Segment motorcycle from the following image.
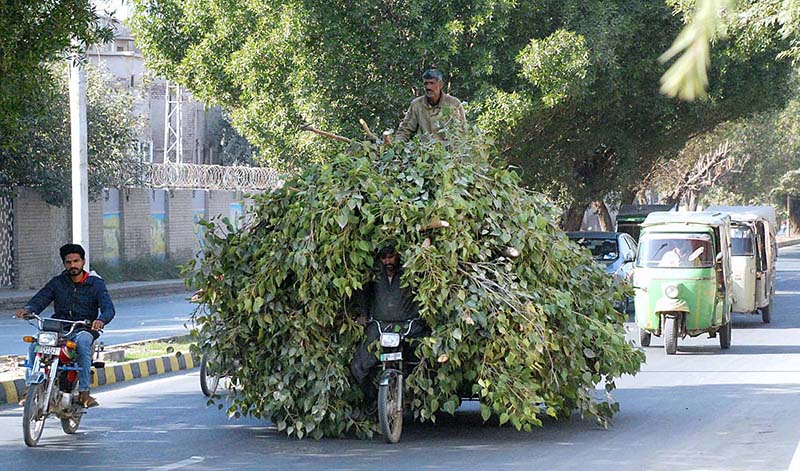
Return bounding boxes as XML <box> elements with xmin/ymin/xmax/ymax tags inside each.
<box><xmin>374</xmin><ymin>318</ymin><xmax>423</xmax><ymax>444</ymax></box>
<box><xmin>19</xmin><ymin>314</ymin><xmax>104</xmax><ymax>446</ymax></box>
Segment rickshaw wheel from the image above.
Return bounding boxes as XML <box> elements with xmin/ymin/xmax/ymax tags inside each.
<box><xmin>663</xmin><ymin>316</ymin><xmax>678</xmax><ymax>355</ymax></box>
<box><xmin>719</xmin><ymin>321</ymin><xmax>732</xmax><ymax>349</ymax></box>
<box><xmin>639</xmin><ymin>328</ymin><xmax>651</xmax><ymax>347</ymax></box>
<box><xmin>761</xmin><ymin>304</ymin><xmax>771</xmax><ymax>324</ymax></box>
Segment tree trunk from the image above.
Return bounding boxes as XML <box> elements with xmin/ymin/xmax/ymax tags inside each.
<box><xmin>686</xmin><ymin>191</ymin><xmax>699</xmax><ymax>211</ymax></box>
<box><xmin>562</xmin><ymin>202</ymin><xmax>589</xmax><ymax>231</ymax></box>
<box><xmin>790</xmin><ymin>196</ymin><xmax>800</xmax><ymax>236</ymax></box>
<box><xmin>592</xmin><ymin>200</ymin><xmax>614</xmax><ymax>231</ymax></box>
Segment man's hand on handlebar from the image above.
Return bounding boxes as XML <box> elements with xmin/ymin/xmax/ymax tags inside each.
<box><xmin>15</xmin><ymin>308</ymin><xmax>32</xmax><ymax>320</ymax></box>
<box><xmin>355</xmin><ymin>315</ymin><xmax>369</xmax><ymax>326</ymax></box>
<box><xmin>91</xmin><ymin>320</ymin><xmax>105</xmax><ymax>331</ymax></box>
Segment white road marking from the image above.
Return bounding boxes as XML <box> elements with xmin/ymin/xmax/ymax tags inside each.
<box><xmin>148</xmin><ymin>456</ymin><xmax>205</xmax><ymax>471</ymax></box>
<box><xmin>787</xmin><ymin>440</ymin><xmax>800</xmax><ymax>471</ymax></box>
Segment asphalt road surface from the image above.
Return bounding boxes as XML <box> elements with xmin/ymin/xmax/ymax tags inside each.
<box><xmin>0</xmin><ymin>293</ymin><xmax>195</xmax><ymax>356</ymax></box>
<box><xmin>2</xmin><ymin>246</ymin><xmax>800</xmax><ymax>470</ymax></box>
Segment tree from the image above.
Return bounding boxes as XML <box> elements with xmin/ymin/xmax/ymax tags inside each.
<box><xmin>130</xmin><ymin>0</ymin><xmax>794</xmax><ymax>227</ymax></box>
<box><xmin>0</xmin><ymin>63</ymin><xmax>143</xmax><ymax>206</ymax></box>
<box><xmin>0</xmin><ymin>0</ymin><xmax>113</xmax><ymax>155</ymax></box>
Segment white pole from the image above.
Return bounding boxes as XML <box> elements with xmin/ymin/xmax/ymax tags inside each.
<box><xmin>70</xmin><ymin>58</ymin><xmax>90</xmax><ymax>270</ymax></box>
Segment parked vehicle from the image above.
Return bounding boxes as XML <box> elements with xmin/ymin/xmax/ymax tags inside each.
<box><xmin>616</xmin><ymin>204</ymin><xmax>675</xmax><ymax>242</ymax></box>
<box><xmin>19</xmin><ymin>314</ymin><xmax>104</xmax><ymax>446</ymax></box>
<box><xmin>567</xmin><ymin>231</ymin><xmax>638</xmax><ymax>313</ymax></box>
<box><xmin>633</xmin><ymin>211</ymin><xmax>734</xmax><ymax>354</ymax></box>
<box><xmin>706</xmin><ymin>206</ymin><xmax>778</xmax><ymax>323</ymax></box>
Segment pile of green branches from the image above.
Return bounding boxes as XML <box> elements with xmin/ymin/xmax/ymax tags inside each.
<box><xmin>188</xmin><ymin>134</ymin><xmax>644</xmax><ymax>439</ymax></box>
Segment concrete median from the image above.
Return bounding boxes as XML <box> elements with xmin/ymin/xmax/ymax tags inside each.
<box><xmin>0</xmin><ymin>351</ymin><xmax>199</xmax><ymax>406</ymax></box>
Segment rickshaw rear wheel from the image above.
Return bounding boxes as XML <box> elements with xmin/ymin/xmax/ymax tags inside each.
<box><xmin>663</xmin><ymin>316</ymin><xmax>678</xmax><ymax>355</ymax></box>
<box><xmin>761</xmin><ymin>304</ymin><xmax>771</xmax><ymax>324</ymax></box>
<box><xmin>639</xmin><ymin>328</ymin><xmax>651</xmax><ymax>347</ymax></box>
<box><xmin>719</xmin><ymin>320</ymin><xmax>731</xmax><ymax>349</ymax></box>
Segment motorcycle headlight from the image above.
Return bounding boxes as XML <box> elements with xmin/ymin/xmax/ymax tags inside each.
<box><xmin>664</xmin><ymin>284</ymin><xmax>680</xmax><ymax>299</ymax></box>
<box><xmin>380</xmin><ymin>333</ymin><xmax>401</xmax><ymax>348</ymax></box>
<box><xmin>37</xmin><ymin>332</ymin><xmax>58</xmax><ymax>347</ymax></box>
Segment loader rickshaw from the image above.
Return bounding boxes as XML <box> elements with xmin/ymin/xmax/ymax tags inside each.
<box><xmin>706</xmin><ymin>206</ymin><xmax>777</xmax><ymax>323</ymax></box>
<box><xmin>633</xmin><ymin>211</ymin><xmax>734</xmax><ymax>354</ymax></box>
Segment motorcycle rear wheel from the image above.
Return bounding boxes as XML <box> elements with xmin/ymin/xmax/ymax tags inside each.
<box><xmin>200</xmin><ymin>353</ymin><xmax>221</xmax><ymax>397</ymax></box>
<box><xmin>378</xmin><ymin>372</ymin><xmax>403</xmax><ymax>444</ymax></box>
<box><xmin>23</xmin><ymin>383</ymin><xmax>47</xmax><ymax>447</ymax></box>
<box><xmin>61</xmin><ymin>414</ymin><xmax>82</xmax><ymax>434</ymax></box>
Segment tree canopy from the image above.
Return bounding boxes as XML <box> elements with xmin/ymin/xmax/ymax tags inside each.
<box><xmin>130</xmin><ymin>0</ymin><xmax>794</xmax><ymax>224</ymax></box>
<box><xmin>0</xmin><ymin>63</ymin><xmax>142</xmax><ymax>205</ymax></box>
<box><xmin>0</xmin><ymin>0</ymin><xmax>112</xmax><ymax>155</ymax></box>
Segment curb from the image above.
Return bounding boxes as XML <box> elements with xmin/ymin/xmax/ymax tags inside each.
<box><xmin>0</xmin><ymin>279</ymin><xmax>190</xmax><ymax>311</ymax></box>
<box><xmin>0</xmin><ymin>351</ymin><xmax>199</xmax><ymax>406</ymax></box>
<box><xmin>778</xmin><ymin>238</ymin><xmax>800</xmax><ymax>248</ymax></box>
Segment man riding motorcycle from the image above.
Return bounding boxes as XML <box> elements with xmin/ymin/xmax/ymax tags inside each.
<box><xmin>350</xmin><ymin>244</ymin><xmax>427</xmax><ymax>410</ymax></box>
<box><xmin>16</xmin><ymin>243</ymin><xmax>115</xmax><ymax>408</ymax></box>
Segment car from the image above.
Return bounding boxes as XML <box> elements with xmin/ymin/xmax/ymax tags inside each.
<box><xmin>566</xmin><ymin>231</ymin><xmax>638</xmax><ymax>313</ymax></box>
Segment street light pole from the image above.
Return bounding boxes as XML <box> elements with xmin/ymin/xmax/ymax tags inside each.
<box><xmin>69</xmin><ymin>54</ymin><xmax>90</xmax><ymax>269</ymax></box>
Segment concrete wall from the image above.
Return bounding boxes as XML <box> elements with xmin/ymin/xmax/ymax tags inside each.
<box><xmin>8</xmin><ymin>187</ymin><xmax>246</xmax><ymax>288</ymax></box>
<box><xmin>12</xmin><ymin>188</ymin><xmax>70</xmax><ymax>290</ymax></box>
<box><xmin>167</xmin><ymin>190</ymin><xmax>195</xmax><ymax>260</ymax></box>
<box><xmin>121</xmin><ymin>188</ymin><xmax>151</xmax><ymax>261</ymax></box>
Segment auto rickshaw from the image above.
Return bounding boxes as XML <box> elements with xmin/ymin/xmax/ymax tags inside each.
<box><xmin>633</xmin><ymin>211</ymin><xmax>734</xmax><ymax>354</ymax></box>
<box><xmin>706</xmin><ymin>206</ymin><xmax>777</xmax><ymax>323</ymax></box>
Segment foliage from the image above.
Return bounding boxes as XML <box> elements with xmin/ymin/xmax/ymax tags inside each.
<box><xmin>188</xmin><ymin>135</ymin><xmax>644</xmax><ymax>439</ymax></box>
<box><xmin>93</xmin><ymin>254</ymin><xmax>184</xmax><ymax>283</ymax></box>
<box><xmin>0</xmin><ymin>0</ymin><xmax>113</xmax><ymax>155</ymax></box>
<box><xmin>660</xmin><ymin>0</ymin><xmax>800</xmax><ymax>100</ymax></box>
<box><xmin>131</xmin><ymin>0</ymin><xmax>794</xmax><ymax>225</ymax></box>
<box><xmin>205</xmin><ymin>108</ymin><xmax>259</xmax><ymax>166</ymax></box>
<box><xmin>0</xmin><ymin>63</ymin><xmax>143</xmax><ymax>206</ymax></box>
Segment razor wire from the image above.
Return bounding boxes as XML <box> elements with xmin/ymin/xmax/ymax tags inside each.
<box><xmin>136</xmin><ymin>161</ymin><xmax>283</xmax><ymax>191</ymax></box>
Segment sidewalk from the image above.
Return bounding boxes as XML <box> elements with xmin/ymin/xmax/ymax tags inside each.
<box><xmin>777</xmin><ymin>236</ymin><xmax>800</xmax><ymax>248</ymax></box>
<box><xmin>0</xmin><ymin>279</ymin><xmax>190</xmax><ymax>311</ymax></box>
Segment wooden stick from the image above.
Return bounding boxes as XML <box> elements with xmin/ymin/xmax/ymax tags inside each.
<box><xmin>358</xmin><ymin>118</ymin><xmax>378</xmax><ymax>142</ymax></box>
<box><xmin>300</xmin><ymin>124</ymin><xmax>352</xmax><ymax>143</ymax></box>
<box><xmin>422</xmin><ymin>220</ymin><xmax>450</xmax><ymax>231</ymax></box>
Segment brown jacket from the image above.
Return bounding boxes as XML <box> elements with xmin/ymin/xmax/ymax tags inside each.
<box><xmin>395</xmin><ymin>93</ymin><xmax>467</xmax><ymax>143</ymax></box>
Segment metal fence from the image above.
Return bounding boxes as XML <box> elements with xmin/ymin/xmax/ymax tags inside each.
<box><xmin>0</xmin><ymin>192</ymin><xmax>13</xmax><ymax>287</ymax></box>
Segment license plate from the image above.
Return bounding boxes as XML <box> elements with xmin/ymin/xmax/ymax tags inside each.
<box><xmin>380</xmin><ymin>352</ymin><xmax>402</xmax><ymax>362</ymax></box>
<box><xmin>38</xmin><ymin>345</ymin><xmax>60</xmax><ymax>355</ymax></box>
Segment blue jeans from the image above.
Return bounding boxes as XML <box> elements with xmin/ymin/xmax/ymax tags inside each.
<box><xmin>27</xmin><ymin>330</ymin><xmax>94</xmax><ymax>392</ymax></box>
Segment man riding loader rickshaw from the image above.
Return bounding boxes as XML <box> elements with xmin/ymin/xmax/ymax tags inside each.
<box><xmin>633</xmin><ymin>211</ymin><xmax>734</xmax><ymax>354</ymax></box>
<box><xmin>706</xmin><ymin>205</ymin><xmax>777</xmax><ymax>323</ymax></box>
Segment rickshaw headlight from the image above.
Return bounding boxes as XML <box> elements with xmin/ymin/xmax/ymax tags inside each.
<box><xmin>380</xmin><ymin>333</ymin><xmax>401</xmax><ymax>348</ymax></box>
<box><xmin>664</xmin><ymin>284</ymin><xmax>680</xmax><ymax>299</ymax></box>
<box><xmin>37</xmin><ymin>332</ymin><xmax>58</xmax><ymax>347</ymax></box>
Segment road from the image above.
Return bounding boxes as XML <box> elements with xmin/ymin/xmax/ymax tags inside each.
<box><xmin>1</xmin><ymin>247</ymin><xmax>800</xmax><ymax>470</ymax></box>
<box><xmin>0</xmin><ymin>293</ymin><xmax>195</xmax><ymax>356</ymax></box>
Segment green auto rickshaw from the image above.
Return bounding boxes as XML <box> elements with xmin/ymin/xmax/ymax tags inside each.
<box><xmin>633</xmin><ymin>211</ymin><xmax>734</xmax><ymax>354</ymax></box>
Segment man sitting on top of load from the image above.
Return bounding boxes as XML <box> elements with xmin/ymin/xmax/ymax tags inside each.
<box><xmin>394</xmin><ymin>68</ymin><xmax>467</xmax><ymax>143</ymax></box>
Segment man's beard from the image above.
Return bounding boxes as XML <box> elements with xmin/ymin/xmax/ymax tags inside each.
<box><xmin>68</xmin><ymin>267</ymin><xmax>82</xmax><ymax>276</ymax></box>
<box><xmin>383</xmin><ymin>263</ymin><xmax>396</xmax><ymax>272</ymax></box>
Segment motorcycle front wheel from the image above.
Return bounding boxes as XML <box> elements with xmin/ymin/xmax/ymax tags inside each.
<box><xmin>378</xmin><ymin>372</ymin><xmax>403</xmax><ymax>443</ymax></box>
<box><xmin>200</xmin><ymin>353</ymin><xmax>221</xmax><ymax>397</ymax></box>
<box><xmin>23</xmin><ymin>383</ymin><xmax>47</xmax><ymax>447</ymax></box>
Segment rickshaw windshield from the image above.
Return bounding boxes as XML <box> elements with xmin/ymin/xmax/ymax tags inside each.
<box><xmin>637</xmin><ymin>232</ymin><xmax>714</xmax><ymax>268</ymax></box>
<box><xmin>573</xmin><ymin>238</ymin><xmax>619</xmax><ymax>263</ymax></box>
<box><xmin>730</xmin><ymin>225</ymin><xmax>754</xmax><ymax>256</ymax></box>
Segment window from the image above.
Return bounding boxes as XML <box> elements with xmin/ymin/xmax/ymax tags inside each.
<box><xmin>730</xmin><ymin>225</ymin><xmax>754</xmax><ymax>256</ymax></box>
<box><xmin>637</xmin><ymin>233</ymin><xmax>714</xmax><ymax>268</ymax></box>
<box><xmin>572</xmin><ymin>237</ymin><xmax>619</xmax><ymax>263</ymax></box>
